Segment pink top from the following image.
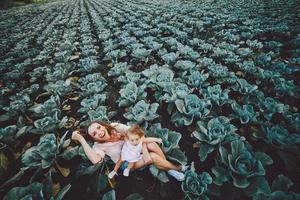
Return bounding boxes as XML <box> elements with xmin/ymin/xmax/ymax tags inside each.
<box><xmin>92</xmin><ymin>122</ymin><xmax>130</xmax><ymax>163</ymax></box>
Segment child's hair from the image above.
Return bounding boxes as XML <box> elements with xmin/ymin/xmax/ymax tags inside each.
<box><xmin>126</xmin><ymin>125</ymin><xmax>145</xmax><ymax>138</ymax></box>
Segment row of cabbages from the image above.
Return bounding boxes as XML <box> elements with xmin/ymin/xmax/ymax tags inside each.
<box><xmin>1</xmin><ymin>0</ymin><xmax>300</xmax><ymax>200</ymax></box>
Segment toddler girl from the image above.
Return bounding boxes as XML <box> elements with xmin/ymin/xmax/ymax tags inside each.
<box><xmin>108</xmin><ymin>125</ymin><xmax>162</xmax><ymax>178</ymax></box>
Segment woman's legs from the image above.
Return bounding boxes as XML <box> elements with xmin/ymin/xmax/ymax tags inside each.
<box><xmin>132</xmin><ymin>152</ymin><xmax>180</xmax><ymax>171</ymax></box>
<box><xmin>132</xmin><ymin>152</ymin><xmax>185</xmax><ymax>181</ymax></box>
<box><xmin>149</xmin><ymin>152</ymin><xmax>181</xmax><ymax>171</ymax></box>
<box><xmin>146</xmin><ymin>142</ymin><xmax>166</xmax><ymax>159</ymax></box>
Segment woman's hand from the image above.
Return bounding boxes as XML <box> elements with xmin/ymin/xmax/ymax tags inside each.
<box><xmin>71</xmin><ymin>130</ymin><xmax>84</xmax><ymax>142</ymax></box>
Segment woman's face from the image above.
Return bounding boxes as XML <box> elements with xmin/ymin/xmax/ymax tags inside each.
<box><xmin>88</xmin><ymin>123</ymin><xmax>110</xmax><ymax>142</ymax></box>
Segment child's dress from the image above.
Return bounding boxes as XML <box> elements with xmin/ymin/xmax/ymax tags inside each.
<box><xmin>121</xmin><ymin>140</ymin><xmax>143</xmax><ymax>162</ymax></box>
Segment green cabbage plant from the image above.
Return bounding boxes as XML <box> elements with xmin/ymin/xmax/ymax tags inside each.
<box><xmin>202</xmin><ymin>84</ymin><xmax>229</xmax><ymax>106</ymax></box>
<box><xmin>231</xmin><ymin>102</ymin><xmax>259</xmax><ymax>124</ymax></box>
<box><xmin>159</xmin><ymin>82</ymin><xmax>193</xmax><ymax>114</ymax></box>
<box><xmin>0</xmin><ymin>125</ymin><xmax>17</xmax><ymax>144</ymax></box>
<box><xmin>174</xmin><ymin>60</ymin><xmax>196</xmax><ymax>72</ymax></box>
<box><xmin>1</xmin><ymin>86</ymin><xmax>37</xmax><ymax>121</ymax></box>
<box><xmin>284</xmin><ymin>112</ymin><xmax>300</xmax><ymax>131</ymax></box>
<box><xmin>22</xmin><ymin>134</ymin><xmax>58</xmax><ymax>169</ymax></box>
<box><xmin>117</xmin><ymin>70</ymin><xmax>144</xmax><ymax>85</ymax></box>
<box><xmin>104</xmin><ymin>49</ymin><xmax>127</xmax><ymax>61</ymax></box>
<box><xmin>238</xmin><ymin>60</ymin><xmax>258</xmax><ymax>75</ymax></box>
<box><xmin>44</xmin><ymin>80</ymin><xmax>72</xmax><ymax>96</ymax></box>
<box><xmin>171</xmin><ymin>94</ymin><xmax>211</xmax><ymax>127</ymax></box>
<box><xmin>131</xmin><ymin>47</ymin><xmax>151</xmax><ymax>61</ymax></box>
<box><xmin>182</xmin><ymin>169</ymin><xmax>212</xmax><ymax>200</ymax></box>
<box><xmin>272</xmin><ymin>78</ymin><xmax>299</xmax><ymax>97</ymax></box>
<box><xmin>192</xmin><ymin>116</ymin><xmax>238</xmax><ymax>161</ymax></box>
<box><xmin>78</xmin><ymin>94</ymin><xmax>106</xmax><ymax>113</ymax></box>
<box><xmin>87</xmin><ymin>106</ymin><xmax>112</xmax><ymax>122</ymax></box>
<box><xmin>78</xmin><ymin>73</ymin><xmax>107</xmax><ymax>96</ymax></box>
<box><xmin>108</xmin><ymin>62</ymin><xmax>131</xmax><ymax>77</ymax></box>
<box><xmin>207</xmin><ymin>64</ymin><xmax>230</xmax><ymax>83</ymax></box>
<box><xmin>142</xmin><ymin>64</ymin><xmax>174</xmax><ymax>89</ymax></box>
<box><xmin>163</xmin><ymin>37</ymin><xmax>180</xmax><ymax>50</ymax></box>
<box><xmin>32</xmin><ymin>112</ymin><xmax>67</xmax><ymax>134</ymax></box>
<box><xmin>28</xmin><ymin>95</ymin><xmax>60</xmax><ymax>117</ymax></box>
<box><xmin>253</xmin><ymin>174</ymin><xmax>300</xmax><ymax>200</ymax></box>
<box><xmin>3</xmin><ymin>182</ymin><xmax>44</xmax><ymax>200</ymax></box>
<box><xmin>78</xmin><ymin>57</ymin><xmax>99</xmax><ymax>72</ymax></box>
<box><xmin>257</xmin><ymin>94</ymin><xmax>289</xmax><ymax>121</ymax></box>
<box><xmin>1</xmin><ymin>95</ymin><xmax>31</xmax><ymax>121</ymax></box>
<box><xmin>232</xmin><ymin>78</ymin><xmax>258</xmax><ymax>95</ymax></box>
<box><xmin>118</xmin><ymin>82</ymin><xmax>147</xmax><ymax>107</ymax></box>
<box><xmin>143</xmin><ymin>37</ymin><xmax>163</xmax><ymax>51</ymax></box>
<box><xmin>187</xmin><ymin>70</ymin><xmax>209</xmax><ymax>89</ymax></box>
<box><xmin>161</xmin><ymin>52</ymin><xmax>179</xmax><ymax>64</ymax></box>
<box><xmin>212</xmin><ymin>139</ymin><xmax>273</xmax><ymax>195</ymax></box>
<box><xmin>260</xmin><ymin>125</ymin><xmax>300</xmax><ymax>150</ymax></box>
<box><xmin>123</xmin><ymin>100</ymin><xmax>159</xmax><ymax>128</ymax></box>
<box><xmin>3</xmin><ymin>179</ymin><xmax>71</xmax><ymax>200</ymax></box>
<box><xmin>178</xmin><ymin>44</ymin><xmax>200</xmax><ymax>61</ymax></box>
<box><xmin>45</xmin><ymin>64</ymin><xmax>74</xmax><ymax>82</ymax></box>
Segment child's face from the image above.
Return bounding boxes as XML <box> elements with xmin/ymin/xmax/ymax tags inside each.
<box><xmin>127</xmin><ymin>134</ymin><xmax>141</xmax><ymax>146</ymax></box>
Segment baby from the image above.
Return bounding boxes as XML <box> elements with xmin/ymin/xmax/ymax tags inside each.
<box><xmin>108</xmin><ymin>125</ymin><xmax>162</xmax><ymax>178</ymax></box>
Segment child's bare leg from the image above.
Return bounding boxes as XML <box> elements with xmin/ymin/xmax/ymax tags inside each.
<box><xmin>127</xmin><ymin>162</ymin><xmax>134</xmax><ymax>170</ymax></box>
<box><xmin>123</xmin><ymin>162</ymin><xmax>135</xmax><ymax>176</ymax></box>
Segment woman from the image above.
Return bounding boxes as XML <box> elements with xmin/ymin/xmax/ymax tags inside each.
<box><xmin>71</xmin><ymin>121</ymin><xmax>187</xmax><ymax>181</ymax></box>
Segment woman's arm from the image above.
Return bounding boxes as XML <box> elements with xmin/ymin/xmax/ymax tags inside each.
<box><xmin>143</xmin><ymin>137</ymin><xmax>162</xmax><ymax>144</ymax></box>
<box><xmin>71</xmin><ymin>131</ymin><xmax>103</xmax><ymax>164</ymax></box>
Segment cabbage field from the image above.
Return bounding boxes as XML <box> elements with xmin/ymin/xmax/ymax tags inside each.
<box><xmin>0</xmin><ymin>0</ymin><xmax>300</xmax><ymax>199</ymax></box>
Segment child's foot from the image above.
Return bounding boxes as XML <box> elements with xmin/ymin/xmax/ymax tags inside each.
<box><xmin>108</xmin><ymin>171</ymin><xmax>117</xmax><ymax>179</ymax></box>
<box><xmin>123</xmin><ymin>168</ymin><xmax>130</xmax><ymax>176</ymax></box>
<box><xmin>167</xmin><ymin>170</ymin><xmax>185</xmax><ymax>181</ymax></box>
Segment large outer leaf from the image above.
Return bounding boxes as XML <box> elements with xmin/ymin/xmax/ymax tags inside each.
<box><xmin>149</xmin><ymin>164</ymin><xmax>169</xmax><ymax>183</ymax></box>
<box><xmin>167</xmin><ymin>148</ymin><xmax>187</xmax><ymax>165</ymax></box>
<box><xmin>124</xmin><ymin>193</ymin><xmax>144</xmax><ymax>200</ymax></box>
<box><xmin>3</xmin><ymin>182</ymin><xmax>44</xmax><ymax>200</ymax></box>
<box><xmin>102</xmin><ymin>190</ymin><xmax>116</xmax><ymax>200</ymax></box>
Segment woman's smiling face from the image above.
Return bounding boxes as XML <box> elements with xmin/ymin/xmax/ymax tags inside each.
<box><xmin>88</xmin><ymin>123</ymin><xmax>110</xmax><ymax>142</ymax></box>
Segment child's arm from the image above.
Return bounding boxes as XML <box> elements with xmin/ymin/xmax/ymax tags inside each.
<box><xmin>143</xmin><ymin>137</ymin><xmax>162</xmax><ymax>144</ymax></box>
